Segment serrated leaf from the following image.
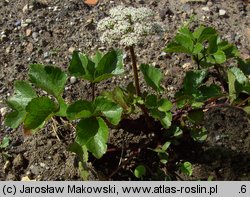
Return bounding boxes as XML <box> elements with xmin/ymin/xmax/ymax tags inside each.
<box><xmin>213</xmin><ymin>50</ymin><xmax>226</xmax><ymax>64</ymax></box>
<box><xmin>197</xmin><ymin>27</ymin><xmax>217</xmax><ymax>43</ymax></box>
<box><xmin>67</xmin><ymin>100</ymin><xmax>94</xmax><ymax>120</ymax></box>
<box><xmin>183</xmin><ymin>70</ymin><xmax>208</xmax><ymax>92</ymax></box>
<box><xmin>134</xmin><ymin>165</ymin><xmax>146</xmax><ymax>179</ymax></box>
<box><xmin>68</xmin><ymin>51</ymin><xmax>95</xmax><ymax>81</ymax></box>
<box><xmin>4</xmin><ymin>81</ymin><xmax>37</xmax><ymax>128</ymax></box>
<box><xmin>29</xmin><ymin>64</ymin><xmax>67</xmax><ymax>98</ymax></box>
<box><xmin>218</xmin><ymin>41</ymin><xmax>239</xmax><ymax>58</ymax></box>
<box><xmin>164</xmin><ymin>42</ymin><xmax>192</xmax><ymax>54</ymax></box>
<box><xmin>175</xmin><ymin>34</ymin><xmax>194</xmax><ymax>53</ymax></box>
<box><xmin>95</xmin><ymin>97</ymin><xmax>123</xmax><ymax>125</ymax></box>
<box><xmin>94</xmin><ymin>49</ymin><xmax>124</xmax><ymax>82</ymax></box>
<box><xmin>140</xmin><ymin>64</ymin><xmax>163</xmax><ymax>92</ymax></box>
<box><xmin>193</xmin><ymin>25</ymin><xmax>206</xmax><ymax>39</ymax></box>
<box><xmin>192</xmin><ymin>43</ymin><xmax>203</xmax><ymax>54</ymax></box>
<box><xmin>85</xmin><ymin>117</ymin><xmax>109</xmax><ymax>159</ymax></box>
<box><xmin>24</xmin><ymin>97</ymin><xmax>57</xmax><ymax>130</ymax></box>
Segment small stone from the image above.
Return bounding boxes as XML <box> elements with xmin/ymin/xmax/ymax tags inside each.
<box><xmin>157</xmin><ymin>52</ymin><xmax>167</xmax><ymax>60</ymax></box>
<box><xmin>40</xmin><ymin>163</ymin><xmax>46</xmax><ymax>168</ymax></box>
<box><xmin>5</xmin><ymin>46</ymin><xmax>11</xmax><ymax>54</ymax></box>
<box><xmin>15</xmin><ymin>20</ymin><xmax>21</xmax><ymax>26</ymax></box>
<box><xmin>13</xmin><ymin>154</ymin><xmax>25</xmax><ymax>169</ymax></box>
<box><xmin>22</xmin><ymin>4</ymin><xmax>29</xmax><ymax>13</ymax></box>
<box><xmin>32</xmin><ymin>32</ymin><xmax>38</xmax><ymax>39</ymax></box>
<box><xmin>1</xmin><ymin>34</ymin><xmax>7</xmax><ymax>41</ymax></box>
<box><xmin>70</xmin><ymin>76</ymin><xmax>77</xmax><ymax>84</ymax></box>
<box><xmin>201</xmin><ymin>7</ymin><xmax>210</xmax><ymax>12</ymax></box>
<box><xmin>26</xmin><ymin>28</ymin><xmax>32</xmax><ymax>36</ymax></box>
<box><xmin>182</xmin><ymin>62</ymin><xmax>192</xmax><ymax>70</ymax></box>
<box><xmin>68</xmin><ymin>47</ymin><xmax>75</xmax><ymax>53</ymax></box>
<box><xmin>25</xmin><ymin>19</ymin><xmax>32</xmax><ymax>24</ymax></box>
<box><xmin>219</xmin><ymin>9</ymin><xmax>226</xmax><ymax>16</ymax></box>
<box><xmin>43</xmin><ymin>52</ymin><xmax>50</xmax><ymax>58</ymax></box>
<box><xmin>0</xmin><ymin>107</ymin><xmax>8</xmax><ymax>117</ymax></box>
<box><xmin>26</xmin><ymin>43</ymin><xmax>34</xmax><ymax>54</ymax></box>
<box><xmin>207</xmin><ymin>1</ymin><xmax>213</xmax><ymax>7</ymax></box>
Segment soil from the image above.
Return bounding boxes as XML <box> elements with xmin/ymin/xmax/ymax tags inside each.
<box><xmin>0</xmin><ymin>0</ymin><xmax>250</xmax><ymax>181</ymax></box>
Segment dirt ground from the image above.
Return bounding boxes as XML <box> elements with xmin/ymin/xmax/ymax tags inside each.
<box><xmin>0</xmin><ymin>0</ymin><xmax>250</xmax><ymax>180</ymax></box>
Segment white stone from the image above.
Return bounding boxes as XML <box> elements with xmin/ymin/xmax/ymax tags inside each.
<box><xmin>201</xmin><ymin>7</ymin><xmax>210</xmax><ymax>12</ymax></box>
<box><xmin>219</xmin><ymin>9</ymin><xmax>226</xmax><ymax>16</ymax></box>
<box><xmin>0</xmin><ymin>107</ymin><xmax>8</xmax><ymax>117</ymax></box>
<box><xmin>70</xmin><ymin>76</ymin><xmax>77</xmax><ymax>84</ymax></box>
<box><xmin>22</xmin><ymin>4</ymin><xmax>29</xmax><ymax>13</ymax></box>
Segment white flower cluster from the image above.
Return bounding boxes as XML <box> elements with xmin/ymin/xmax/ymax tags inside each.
<box><xmin>97</xmin><ymin>6</ymin><xmax>163</xmax><ymax>47</ymax></box>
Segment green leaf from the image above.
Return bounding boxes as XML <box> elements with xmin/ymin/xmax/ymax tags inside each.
<box><xmin>187</xmin><ymin>109</ymin><xmax>204</xmax><ymax>124</ymax></box>
<box><xmin>94</xmin><ymin>49</ymin><xmax>124</xmax><ymax>82</ymax></box>
<box><xmin>5</xmin><ymin>81</ymin><xmax>37</xmax><ymax>128</ymax></box>
<box><xmin>95</xmin><ymin>97</ymin><xmax>123</xmax><ymax>125</ymax></box>
<box><xmin>228</xmin><ymin>69</ymin><xmax>237</xmax><ymax>102</ymax></box>
<box><xmin>175</xmin><ymin>34</ymin><xmax>194</xmax><ymax>53</ymax></box>
<box><xmin>76</xmin><ymin>117</ymin><xmax>100</xmax><ymax>145</ymax></box>
<box><xmin>218</xmin><ymin>41</ymin><xmax>239</xmax><ymax>58</ymax></box>
<box><xmin>145</xmin><ymin>94</ymin><xmax>158</xmax><ymax>109</ymax></box>
<box><xmin>67</xmin><ymin>142</ymin><xmax>84</xmax><ymax>159</ymax></box>
<box><xmin>213</xmin><ymin>50</ymin><xmax>226</xmax><ymax>64</ymax></box>
<box><xmin>140</xmin><ymin>64</ymin><xmax>163</xmax><ymax>92</ymax></box>
<box><xmin>0</xmin><ymin>136</ymin><xmax>10</xmax><ymax>149</ymax></box>
<box><xmin>76</xmin><ymin>117</ymin><xmax>109</xmax><ymax>159</ymax></box>
<box><xmin>102</xmin><ymin>87</ymin><xmax>130</xmax><ymax>113</ymax></box>
<box><xmin>198</xmin><ymin>84</ymin><xmax>222</xmax><ymax>100</ymax></box>
<box><xmin>24</xmin><ymin>97</ymin><xmax>57</xmax><ymax>130</ymax></box>
<box><xmin>158</xmin><ymin>99</ymin><xmax>173</xmax><ymax>112</ymax></box>
<box><xmin>134</xmin><ymin>165</ymin><xmax>146</xmax><ymax>179</ymax></box>
<box><xmin>180</xmin><ymin>161</ymin><xmax>193</xmax><ymax>176</ymax></box>
<box><xmin>192</xmin><ymin>43</ymin><xmax>203</xmax><ymax>54</ymax></box>
<box><xmin>29</xmin><ymin>64</ymin><xmax>67</xmax><ymax>98</ymax></box>
<box><xmin>150</xmin><ymin>109</ymin><xmax>172</xmax><ymax>129</ymax></box>
<box><xmin>229</xmin><ymin>67</ymin><xmax>248</xmax><ymax>85</ymax></box>
<box><xmin>208</xmin><ymin>35</ymin><xmax>218</xmax><ymax>54</ymax></box>
<box><xmin>244</xmin><ymin>106</ymin><xmax>250</xmax><ymax>115</ymax></box>
<box><xmin>193</xmin><ymin>26</ymin><xmax>206</xmax><ymax>39</ymax></box>
<box><xmin>67</xmin><ymin>100</ymin><xmax>94</xmax><ymax>120</ymax></box>
<box><xmin>191</xmin><ymin>127</ymin><xmax>207</xmax><ymax>142</ymax></box>
<box><xmin>68</xmin><ymin>51</ymin><xmax>95</xmax><ymax>81</ymax></box>
<box><xmin>162</xmin><ymin>141</ymin><xmax>171</xmax><ymax>151</ymax></box>
<box><xmin>237</xmin><ymin>58</ymin><xmax>250</xmax><ymax>75</ymax></box>
<box><xmin>197</xmin><ymin>27</ymin><xmax>217</xmax><ymax>43</ymax></box>
<box><xmin>164</xmin><ymin>42</ymin><xmax>192</xmax><ymax>54</ymax></box>
<box><xmin>183</xmin><ymin>70</ymin><xmax>208</xmax><ymax>92</ymax></box>
<box><xmin>55</xmin><ymin>97</ymin><xmax>68</xmax><ymax>117</ymax></box>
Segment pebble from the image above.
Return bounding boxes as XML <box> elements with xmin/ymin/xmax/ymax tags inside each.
<box><xmin>201</xmin><ymin>7</ymin><xmax>210</xmax><ymax>12</ymax></box>
<box><xmin>32</xmin><ymin>32</ymin><xmax>39</xmax><ymax>39</ymax></box>
<box><xmin>70</xmin><ymin>76</ymin><xmax>77</xmax><ymax>84</ymax></box>
<box><xmin>5</xmin><ymin>46</ymin><xmax>11</xmax><ymax>54</ymax></box>
<box><xmin>40</xmin><ymin>163</ymin><xmax>46</xmax><ymax>168</ymax></box>
<box><xmin>22</xmin><ymin>4</ymin><xmax>29</xmax><ymax>13</ymax></box>
<box><xmin>68</xmin><ymin>47</ymin><xmax>75</xmax><ymax>53</ymax></box>
<box><xmin>25</xmin><ymin>18</ymin><xmax>32</xmax><ymax>24</ymax></box>
<box><xmin>219</xmin><ymin>9</ymin><xmax>226</xmax><ymax>16</ymax></box>
<box><xmin>0</xmin><ymin>107</ymin><xmax>8</xmax><ymax>117</ymax></box>
<box><xmin>15</xmin><ymin>20</ymin><xmax>21</xmax><ymax>27</ymax></box>
<box><xmin>182</xmin><ymin>62</ymin><xmax>192</xmax><ymax>70</ymax></box>
<box><xmin>43</xmin><ymin>52</ymin><xmax>50</xmax><ymax>58</ymax></box>
<box><xmin>26</xmin><ymin>43</ymin><xmax>34</xmax><ymax>54</ymax></box>
<box><xmin>26</xmin><ymin>28</ymin><xmax>32</xmax><ymax>36</ymax></box>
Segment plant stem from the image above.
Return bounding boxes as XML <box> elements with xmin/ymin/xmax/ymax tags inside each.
<box><xmin>91</xmin><ymin>83</ymin><xmax>95</xmax><ymax>101</ymax></box>
<box><xmin>129</xmin><ymin>45</ymin><xmax>141</xmax><ymax>97</ymax></box>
